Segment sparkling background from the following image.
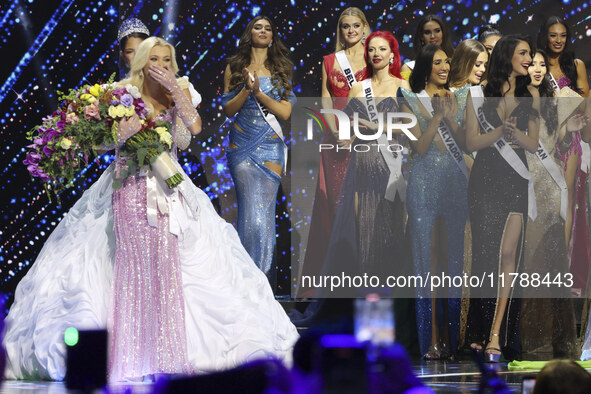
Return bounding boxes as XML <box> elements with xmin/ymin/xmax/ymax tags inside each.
<box><xmin>1</xmin><ymin>0</ymin><xmax>589</xmax><ymax>310</ymax></box>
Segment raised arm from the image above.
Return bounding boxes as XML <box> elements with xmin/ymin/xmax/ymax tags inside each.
<box><xmin>223</xmin><ymin>64</ymin><xmax>250</xmax><ymax>118</ymax></box>
<box><xmin>249</xmin><ymin>70</ymin><xmax>292</xmax><ymax>121</ymax></box>
<box><xmin>575</xmin><ymin>59</ymin><xmax>590</xmax><ymax>98</ymax></box>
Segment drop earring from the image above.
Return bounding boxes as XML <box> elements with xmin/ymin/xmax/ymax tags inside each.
<box><xmin>268</xmin><ymin>41</ymin><xmax>272</xmax><ymax>48</ymax></box>
<box><xmin>361</xmin><ymin>32</ymin><xmax>366</xmax><ymax>45</ymax></box>
<box><xmin>389</xmin><ymin>58</ymin><xmax>393</xmax><ymax>65</ymax></box>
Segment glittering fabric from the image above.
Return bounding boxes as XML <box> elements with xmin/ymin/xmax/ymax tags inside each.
<box><xmin>109</xmin><ymin>109</ymin><xmax>193</xmax><ymax>380</ymax></box>
<box><xmin>555</xmin><ymin>76</ymin><xmax>590</xmax><ymax>292</ymax></box>
<box><xmin>400</xmin><ymin>87</ymin><xmax>469</xmax><ymax>356</ymax></box>
<box><xmin>465</xmin><ymin>104</ymin><xmax>531</xmax><ymax>361</ymax></box>
<box><xmin>221</xmin><ymin>77</ymin><xmax>294</xmax><ymax>275</ymax></box>
<box><xmin>110</xmin><ymin>173</ymin><xmax>194</xmax><ymax>380</ymax></box>
<box><xmin>298</xmin><ymin>54</ymin><xmax>364</xmax><ymax>292</ymax></box>
<box><xmin>520</xmin><ymin>108</ymin><xmax>576</xmax><ymax>358</ymax></box>
<box><xmin>3</xmin><ymin>107</ymin><xmax>299</xmax><ymax>381</ymax></box>
<box><xmin>318</xmin><ymin>96</ymin><xmax>405</xmax><ymax>296</ymax></box>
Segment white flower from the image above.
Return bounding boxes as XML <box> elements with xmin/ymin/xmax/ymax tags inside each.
<box><xmin>125</xmin><ymin>84</ymin><xmax>141</xmax><ymax>99</ymax></box>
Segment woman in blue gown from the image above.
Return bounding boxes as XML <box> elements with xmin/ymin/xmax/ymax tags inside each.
<box><xmin>222</xmin><ymin>16</ymin><xmax>294</xmax><ymax>278</ymax></box>
<box><xmin>399</xmin><ymin>44</ymin><xmax>468</xmax><ymax>359</ymax></box>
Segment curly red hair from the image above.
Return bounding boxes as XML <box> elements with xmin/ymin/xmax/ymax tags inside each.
<box><xmin>363</xmin><ymin>31</ymin><xmax>402</xmax><ymax>79</ymax></box>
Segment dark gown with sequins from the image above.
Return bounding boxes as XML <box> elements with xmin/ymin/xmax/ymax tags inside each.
<box><xmin>318</xmin><ymin>96</ymin><xmax>406</xmax><ymax>295</ymax></box>
<box><xmin>298</xmin><ymin>53</ymin><xmax>365</xmax><ymax>294</ymax></box>
<box><xmin>465</xmin><ymin>101</ymin><xmax>532</xmax><ymax>361</ymax></box>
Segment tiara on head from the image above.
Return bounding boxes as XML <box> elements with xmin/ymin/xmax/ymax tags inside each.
<box><xmin>118</xmin><ymin>18</ymin><xmax>150</xmax><ymax>43</ymax></box>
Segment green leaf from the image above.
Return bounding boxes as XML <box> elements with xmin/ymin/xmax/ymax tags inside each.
<box><xmin>112</xmin><ymin>178</ymin><xmax>123</xmax><ymax>190</ymax></box>
<box><xmin>137</xmin><ymin>148</ymin><xmax>147</xmax><ymax>166</ymax></box>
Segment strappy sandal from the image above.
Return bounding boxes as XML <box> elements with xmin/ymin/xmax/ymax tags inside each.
<box><xmin>424</xmin><ymin>343</ymin><xmax>443</xmax><ymax>360</ymax></box>
<box><xmin>484</xmin><ymin>333</ymin><xmax>502</xmax><ymax>363</ymax></box>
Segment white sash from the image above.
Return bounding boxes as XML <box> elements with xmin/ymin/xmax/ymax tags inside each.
<box><xmin>416</xmin><ymin>90</ymin><xmax>468</xmax><ymax>179</ymax></box>
<box><xmin>534</xmin><ymin>141</ymin><xmax>568</xmax><ymax>220</ymax></box>
<box><xmin>247</xmin><ymin>73</ymin><xmax>288</xmax><ymax>173</ymax></box>
<box><xmin>360</xmin><ymin>79</ymin><xmax>406</xmax><ymax>201</ymax></box>
<box><xmin>469</xmin><ymin>86</ymin><xmax>537</xmax><ymax>220</ymax></box>
<box><xmin>335</xmin><ymin>50</ymin><xmax>357</xmax><ymax>88</ymax></box>
<box><xmin>405</xmin><ymin>60</ymin><xmax>415</xmax><ymax>70</ymax></box>
<box><xmin>548</xmin><ymin>72</ymin><xmax>560</xmax><ymax>95</ymax></box>
<box><xmin>549</xmin><ymin>73</ymin><xmax>590</xmax><ymax>174</ymax></box>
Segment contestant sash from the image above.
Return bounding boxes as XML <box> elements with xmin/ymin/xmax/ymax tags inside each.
<box><xmin>548</xmin><ymin>73</ymin><xmax>560</xmax><ymax>95</ymax></box>
<box><xmin>417</xmin><ymin>90</ymin><xmax>468</xmax><ymax>179</ymax></box>
<box><xmin>549</xmin><ymin>73</ymin><xmax>590</xmax><ymax>174</ymax></box>
<box><xmin>469</xmin><ymin>86</ymin><xmax>537</xmax><ymax>220</ymax></box>
<box><xmin>534</xmin><ymin>140</ymin><xmax>568</xmax><ymax>221</ymax></box>
<box><xmin>405</xmin><ymin>60</ymin><xmax>415</xmax><ymax>70</ymax></box>
<box><xmin>360</xmin><ymin>78</ymin><xmax>406</xmax><ymax>201</ymax></box>
<box><xmin>249</xmin><ymin>73</ymin><xmax>288</xmax><ymax>173</ymax></box>
<box><xmin>335</xmin><ymin>50</ymin><xmax>357</xmax><ymax>88</ymax></box>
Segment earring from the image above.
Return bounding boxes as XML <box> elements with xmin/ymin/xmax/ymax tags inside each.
<box><xmin>341</xmin><ymin>41</ymin><xmax>345</xmax><ymax>48</ymax></box>
<box><xmin>361</xmin><ymin>32</ymin><xmax>366</xmax><ymax>45</ymax></box>
<box><xmin>268</xmin><ymin>41</ymin><xmax>273</xmax><ymax>48</ymax></box>
<box><xmin>389</xmin><ymin>58</ymin><xmax>393</xmax><ymax>65</ymax></box>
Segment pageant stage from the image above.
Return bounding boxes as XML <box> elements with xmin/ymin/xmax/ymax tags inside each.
<box><xmin>0</xmin><ymin>362</ymin><xmax>555</xmax><ymax>393</ymax></box>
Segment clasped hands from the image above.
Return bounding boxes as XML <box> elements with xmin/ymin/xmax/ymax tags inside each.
<box><xmin>242</xmin><ymin>68</ymin><xmax>260</xmax><ymax>94</ymax></box>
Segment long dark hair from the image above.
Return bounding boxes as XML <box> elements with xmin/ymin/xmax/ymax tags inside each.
<box><xmin>119</xmin><ymin>32</ymin><xmax>149</xmax><ymax>74</ymax></box>
<box><xmin>532</xmin><ymin>49</ymin><xmax>558</xmax><ymax>133</ymax></box>
<box><xmin>483</xmin><ymin>35</ymin><xmax>532</xmax><ymax>98</ymax></box>
<box><xmin>410</xmin><ymin>44</ymin><xmax>448</xmax><ymax>93</ymax></box>
<box><xmin>362</xmin><ymin>31</ymin><xmax>402</xmax><ymax>80</ymax></box>
<box><xmin>226</xmin><ymin>16</ymin><xmax>293</xmax><ymax>100</ymax></box>
<box><xmin>412</xmin><ymin>14</ymin><xmax>455</xmax><ymax>59</ymax></box>
<box><xmin>537</xmin><ymin>16</ymin><xmax>581</xmax><ymax>94</ymax></box>
<box><xmin>478</xmin><ymin>24</ymin><xmax>502</xmax><ymax>44</ymax></box>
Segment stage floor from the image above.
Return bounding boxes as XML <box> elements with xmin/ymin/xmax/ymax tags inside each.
<box><xmin>0</xmin><ymin>360</ymin><xmax>547</xmax><ymax>393</ymax></box>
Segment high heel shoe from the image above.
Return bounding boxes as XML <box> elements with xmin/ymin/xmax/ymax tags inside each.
<box><xmin>424</xmin><ymin>343</ymin><xmax>443</xmax><ymax>360</ymax></box>
<box><xmin>484</xmin><ymin>333</ymin><xmax>502</xmax><ymax>363</ymax></box>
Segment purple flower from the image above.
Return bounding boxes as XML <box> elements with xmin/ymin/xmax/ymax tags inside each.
<box><xmin>43</xmin><ymin>145</ymin><xmax>55</xmax><ymax>158</ymax></box>
<box><xmin>110</xmin><ymin>100</ymin><xmax>120</xmax><ymax>106</ymax></box>
<box><xmin>112</xmin><ymin>88</ymin><xmax>127</xmax><ymax>96</ymax></box>
<box><xmin>120</xmin><ymin>93</ymin><xmax>134</xmax><ymax>107</ymax></box>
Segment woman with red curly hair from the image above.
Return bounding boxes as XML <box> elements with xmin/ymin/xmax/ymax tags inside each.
<box><xmin>322</xmin><ymin>31</ymin><xmax>409</xmax><ymax>288</ymax></box>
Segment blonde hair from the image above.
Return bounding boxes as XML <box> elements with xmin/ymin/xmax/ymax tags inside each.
<box><xmin>449</xmin><ymin>39</ymin><xmax>488</xmax><ymax>88</ymax></box>
<box><xmin>335</xmin><ymin>7</ymin><xmax>370</xmax><ymax>51</ymax></box>
<box><xmin>119</xmin><ymin>37</ymin><xmax>188</xmax><ymax>115</ymax></box>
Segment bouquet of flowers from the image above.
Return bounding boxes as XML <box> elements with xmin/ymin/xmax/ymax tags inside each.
<box><xmin>24</xmin><ymin>74</ymin><xmax>183</xmax><ymax>202</ymax></box>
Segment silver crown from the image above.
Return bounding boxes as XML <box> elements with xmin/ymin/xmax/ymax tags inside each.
<box><xmin>117</xmin><ymin>18</ymin><xmax>150</xmax><ymax>43</ymax></box>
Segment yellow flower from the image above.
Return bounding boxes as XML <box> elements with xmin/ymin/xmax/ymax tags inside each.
<box><xmin>80</xmin><ymin>93</ymin><xmax>92</xmax><ymax>101</ymax></box>
<box><xmin>154</xmin><ymin>126</ymin><xmax>168</xmax><ymax>135</ymax></box>
<box><xmin>89</xmin><ymin>84</ymin><xmax>102</xmax><ymax>97</ymax></box>
<box><xmin>60</xmin><ymin>138</ymin><xmax>72</xmax><ymax>150</ymax></box>
<box><xmin>124</xmin><ymin>106</ymin><xmax>135</xmax><ymax>117</ymax></box>
<box><xmin>87</xmin><ymin>96</ymin><xmax>96</xmax><ymax>104</ymax></box>
<box><xmin>159</xmin><ymin>132</ymin><xmax>173</xmax><ymax>148</ymax></box>
<box><xmin>108</xmin><ymin>105</ymin><xmax>126</xmax><ymax>118</ymax></box>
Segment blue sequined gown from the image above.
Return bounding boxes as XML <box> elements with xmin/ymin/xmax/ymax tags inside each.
<box><xmin>222</xmin><ymin>77</ymin><xmax>294</xmax><ymax>276</ymax></box>
<box><xmin>399</xmin><ymin>88</ymin><xmax>469</xmax><ymax>356</ymax></box>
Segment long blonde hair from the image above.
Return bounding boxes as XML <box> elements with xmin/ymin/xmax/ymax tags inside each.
<box><xmin>335</xmin><ymin>7</ymin><xmax>370</xmax><ymax>51</ymax></box>
<box><xmin>120</xmin><ymin>36</ymin><xmax>188</xmax><ymax>114</ymax></box>
<box><xmin>449</xmin><ymin>39</ymin><xmax>487</xmax><ymax>88</ymax></box>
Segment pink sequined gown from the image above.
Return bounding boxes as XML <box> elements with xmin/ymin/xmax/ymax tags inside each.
<box><xmin>299</xmin><ymin>53</ymin><xmax>365</xmax><ymax>295</ymax></box>
<box><xmin>555</xmin><ymin>75</ymin><xmax>590</xmax><ymax>292</ymax></box>
<box><xmin>3</xmin><ymin>109</ymin><xmax>298</xmax><ymax>381</ymax></box>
